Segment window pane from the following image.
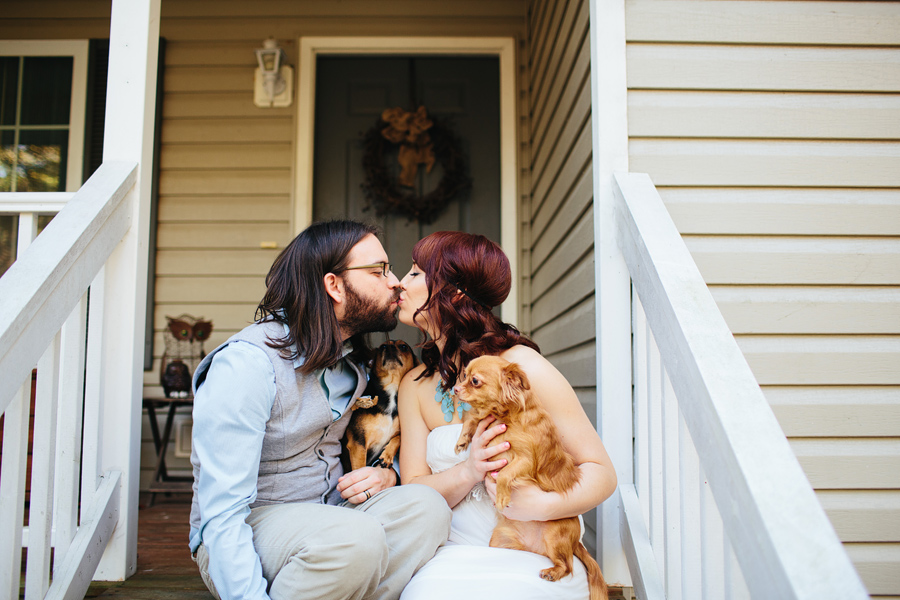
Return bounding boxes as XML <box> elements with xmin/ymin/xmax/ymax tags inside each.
<box><xmin>0</xmin><ymin>129</ymin><xmax>12</xmax><ymax>192</ymax></box>
<box><xmin>0</xmin><ymin>57</ymin><xmax>18</xmax><ymax>126</ymax></box>
<box><xmin>0</xmin><ymin>214</ymin><xmax>16</xmax><ymax>277</ymax></box>
<box><xmin>16</xmin><ymin>129</ymin><xmax>68</xmax><ymax>192</ymax></box>
<box><xmin>21</xmin><ymin>56</ymin><xmax>72</xmax><ymax>126</ymax></box>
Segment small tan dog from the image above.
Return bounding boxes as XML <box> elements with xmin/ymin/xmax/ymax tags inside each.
<box><xmin>454</xmin><ymin>355</ymin><xmax>608</xmax><ymax>600</ymax></box>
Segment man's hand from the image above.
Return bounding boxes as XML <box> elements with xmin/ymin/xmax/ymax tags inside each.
<box><xmin>337</xmin><ymin>466</ymin><xmax>397</xmax><ymax>504</ymax></box>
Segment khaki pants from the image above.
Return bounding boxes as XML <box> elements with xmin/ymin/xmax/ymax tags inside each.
<box><xmin>193</xmin><ymin>484</ymin><xmax>451</xmax><ymax>600</ymax></box>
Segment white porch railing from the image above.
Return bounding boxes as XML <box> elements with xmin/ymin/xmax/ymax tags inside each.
<box><xmin>613</xmin><ymin>172</ymin><xmax>869</xmax><ymax>599</ymax></box>
<box><xmin>0</xmin><ymin>161</ymin><xmax>136</xmax><ymax>599</ymax></box>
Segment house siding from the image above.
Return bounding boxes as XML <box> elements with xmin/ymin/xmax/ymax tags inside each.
<box><xmin>625</xmin><ymin>0</ymin><xmax>900</xmax><ymax>595</ymax></box>
<box><xmin>524</xmin><ymin>0</ymin><xmax>598</xmax><ymax>553</ymax></box>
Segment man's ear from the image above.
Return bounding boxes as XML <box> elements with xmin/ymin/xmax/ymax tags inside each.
<box><xmin>323</xmin><ymin>272</ymin><xmax>345</xmax><ymax>305</ymax></box>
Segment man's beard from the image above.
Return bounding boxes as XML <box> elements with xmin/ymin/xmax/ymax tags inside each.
<box><xmin>339</xmin><ymin>279</ymin><xmax>399</xmax><ymax>337</ymax></box>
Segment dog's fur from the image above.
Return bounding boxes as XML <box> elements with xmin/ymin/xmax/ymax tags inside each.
<box><xmin>454</xmin><ymin>355</ymin><xmax>608</xmax><ymax>600</ymax></box>
<box><xmin>342</xmin><ymin>340</ymin><xmax>418</xmax><ymax>472</ymax></box>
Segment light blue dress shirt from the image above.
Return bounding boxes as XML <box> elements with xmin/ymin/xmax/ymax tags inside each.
<box><xmin>188</xmin><ymin>328</ymin><xmax>359</xmax><ymax>600</ymax></box>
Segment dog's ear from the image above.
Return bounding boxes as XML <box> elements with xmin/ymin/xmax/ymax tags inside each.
<box><xmin>500</xmin><ymin>363</ymin><xmax>530</xmax><ymax>411</ymax></box>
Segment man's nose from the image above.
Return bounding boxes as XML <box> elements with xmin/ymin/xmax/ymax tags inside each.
<box><xmin>387</xmin><ymin>271</ymin><xmax>401</xmax><ymax>287</ymax></box>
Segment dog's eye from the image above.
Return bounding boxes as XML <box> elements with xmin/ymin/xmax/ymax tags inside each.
<box><xmin>471</xmin><ymin>376</ymin><xmax>480</xmax><ymax>386</ymax></box>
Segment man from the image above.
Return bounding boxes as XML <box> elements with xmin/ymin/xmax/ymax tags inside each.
<box><xmin>189</xmin><ymin>220</ymin><xmax>451</xmax><ymax>600</ymax></box>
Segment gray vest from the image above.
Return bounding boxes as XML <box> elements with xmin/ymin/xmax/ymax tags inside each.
<box><xmin>189</xmin><ymin>320</ymin><xmax>367</xmax><ymax>531</ymax></box>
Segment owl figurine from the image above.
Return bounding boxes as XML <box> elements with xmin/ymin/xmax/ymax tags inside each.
<box><xmin>160</xmin><ymin>314</ymin><xmax>214</xmax><ymax>398</ymax></box>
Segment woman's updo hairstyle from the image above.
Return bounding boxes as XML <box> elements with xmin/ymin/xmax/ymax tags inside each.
<box><xmin>411</xmin><ymin>231</ymin><xmax>539</xmax><ymax>388</ymax></box>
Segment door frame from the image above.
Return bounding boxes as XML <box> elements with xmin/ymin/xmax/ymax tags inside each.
<box><xmin>295</xmin><ymin>36</ymin><xmax>519</xmax><ymax>326</ymax></box>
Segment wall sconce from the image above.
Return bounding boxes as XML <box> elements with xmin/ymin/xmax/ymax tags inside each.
<box><xmin>254</xmin><ymin>38</ymin><xmax>293</xmax><ymax>108</ymax></box>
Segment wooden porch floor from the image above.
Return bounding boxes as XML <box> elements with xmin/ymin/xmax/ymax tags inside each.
<box><xmin>84</xmin><ymin>494</ymin><xmax>210</xmax><ymax>599</ymax></box>
<box><xmin>77</xmin><ymin>494</ymin><xmax>629</xmax><ymax>599</ymax></box>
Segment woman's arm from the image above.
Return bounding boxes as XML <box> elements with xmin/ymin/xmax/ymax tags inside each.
<box><xmin>487</xmin><ymin>345</ymin><xmax>618</xmax><ymax>522</ymax></box>
<box><xmin>398</xmin><ymin>366</ymin><xmax>508</xmax><ymax>508</ymax></box>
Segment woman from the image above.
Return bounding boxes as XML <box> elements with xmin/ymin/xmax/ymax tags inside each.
<box><xmin>397</xmin><ymin>231</ymin><xmax>616</xmax><ymax>599</ymax></box>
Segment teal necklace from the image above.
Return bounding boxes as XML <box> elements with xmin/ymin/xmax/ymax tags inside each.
<box><xmin>435</xmin><ymin>383</ymin><xmax>471</xmax><ymax>423</ymax></box>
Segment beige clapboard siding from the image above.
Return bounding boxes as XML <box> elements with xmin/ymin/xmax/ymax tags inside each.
<box><xmin>531</xmin><ymin>48</ymin><xmax>591</xmax><ymax>205</ymax></box>
<box><xmin>630</xmin><ymin>139</ymin><xmax>900</xmax><ymax>188</ymax></box>
<box><xmin>686</xmin><ymin>236</ymin><xmax>900</xmax><ymax>285</ymax></box>
<box><xmin>157</xmin><ymin>223</ymin><xmax>291</xmax><ymax>249</ymax></box>
<box><xmin>162</xmin><ymin>118</ymin><xmax>294</xmax><ymax>143</ymax></box>
<box><xmin>543</xmin><ymin>341</ymin><xmax>596</xmax><ymax>389</ymax></box>
<box><xmin>526</xmin><ymin>0</ymin><xmax>595</xmax><ymax>423</ymax></box>
<box><xmin>532</xmin><ymin>163</ymin><xmax>592</xmax><ymax>251</ymax></box>
<box><xmin>628</xmin><ymin>91</ymin><xmax>900</xmax><ymax>140</ymax></box>
<box><xmin>530</xmin><ymin>0</ymin><xmax>589</xmax><ymax>157</ymax></box>
<box><xmin>766</xmin><ymin>386</ymin><xmax>900</xmax><ymax>438</ymax></box>
<box><xmin>156</xmin><ymin>276</ymin><xmax>268</xmax><ymax>304</ymax></box>
<box><xmin>158</xmin><ymin>196</ymin><xmax>290</xmax><ymax>221</ymax></box>
<box><xmin>819</xmin><ymin>490</ymin><xmax>900</xmax><ymax>543</ymax></box>
<box><xmin>161</xmin><ymin>144</ymin><xmax>293</xmax><ymax>170</ymax></box>
<box><xmin>625</xmin><ymin>0</ymin><xmax>900</xmax><ymax>46</ymax></box>
<box><xmin>160</xmin><ymin>18</ymin><xmax>526</xmax><ymax>42</ymax></box>
<box><xmin>0</xmin><ymin>0</ymin><xmax>528</xmax><ymax>20</ymax></box>
<box><xmin>531</xmin><ymin>208</ymin><xmax>592</xmax><ymax>297</ymax></box>
<box><xmin>790</xmin><ymin>438</ymin><xmax>900</xmax><ymax>490</ymax></box>
<box><xmin>531</xmin><ymin>120</ymin><xmax>592</xmax><ymax>223</ymax></box>
<box><xmin>161</xmin><ymin>1</ymin><xmax>528</xmax><ymax>19</ymax></box>
<box><xmin>165</xmin><ymin>91</ymin><xmax>294</xmax><ymax>118</ymax></box>
<box><xmin>736</xmin><ymin>335</ymin><xmax>900</xmax><ymax>386</ymax></box>
<box><xmin>157</xmin><ymin>249</ymin><xmax>281</xmax><ymax>275</ymax></box>
<box><xmin>531</xmin><ymin>166</ymin><xmax>592</xmax><ymax>268</ymax></box>
<box><xmin>627</xmin><ymin>44</ymin><xmax>900</xmax><ymax>93</ymax></box>
<box><xmin>531</xmin><ymin>295</ymin><xmax>595</xmax><ymax>356</ymax></box>
<box><xmin>845</xmin><ymin>543</ymin><xmax>900</xmax><ymax>596</ymax></box>
<box><xmin>660</xmin><ymin>189</ymin><xmax>900</xmax><ymax>237</ymax></box>
<box><xmin>159</xmin><ymin>169</ymin><xmax>292</xmax><ymax>196</ymax></box>
<box><xmin>712</xmin><ymin>286</ymin><xmax>900</xmax><ymax>335</ymax></box>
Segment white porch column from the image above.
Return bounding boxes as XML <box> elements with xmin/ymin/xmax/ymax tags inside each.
<box><xmin>588</xmin><ymin>0</ymin><xmax>632</xmax><ymax>586</ymax></box>
<box><xmin>93</xmin><ymin>0</ymin><xmax>161</xmax><ymax>580</ymax></box>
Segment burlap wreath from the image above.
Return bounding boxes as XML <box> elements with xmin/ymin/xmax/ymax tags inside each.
<box><xmin>361</xmin><ymin>106</ymin><xmax>471</xmax><ymax>224</ymax></box>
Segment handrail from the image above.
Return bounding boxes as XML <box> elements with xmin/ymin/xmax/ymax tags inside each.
<box><xmin>0</xmin><ymin>161</ymin><xmax>137</xmax><ymax>411</ymax></box>
<box><xmin>613</xmin><ymin>172</ymin><xmax>868</xmax><ymax>598</ymax></box>
<box><xmin>0</xmin><ymin>160</ymin><xmax>137</xmax><ymax>599</ymax></box>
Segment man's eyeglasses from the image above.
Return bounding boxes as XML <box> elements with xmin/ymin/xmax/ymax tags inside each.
<box><xmin>343</xmin><ymin>262</ymin><xmax>393</xmax><ymax>277</ymax></box>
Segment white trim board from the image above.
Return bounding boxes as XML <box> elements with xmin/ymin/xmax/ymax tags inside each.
<box><xmin>295</xmin><ymin>36</ymin><xmax>519</xmax><ymax>327</ymax></box>
<box><xmin>0</xmin><ymin>40</ymin><xmax>89</xmax><ymax>192</ymax></box>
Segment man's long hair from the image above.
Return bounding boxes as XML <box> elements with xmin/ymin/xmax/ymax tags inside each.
<box><xmin>255</xmin><ymin>220</ymin><xmax>379</xmax><ymax>374</ymax></box>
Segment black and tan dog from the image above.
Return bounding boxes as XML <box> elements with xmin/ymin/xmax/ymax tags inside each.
<box><xmin>342</xmin><ymin>340</ymin><xmax>418</xmax><ymax>472</ymax></box>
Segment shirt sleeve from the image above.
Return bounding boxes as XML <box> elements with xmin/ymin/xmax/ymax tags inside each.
<box><xmin>192</xmin><ymin>341</ymin><xmax>275</xmax><ymax>600</ymax></box>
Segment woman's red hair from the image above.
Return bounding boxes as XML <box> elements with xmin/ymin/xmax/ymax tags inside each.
<box><xmin>411</xmin><ymin>231</ymin><xmax>539</xmax><ymax>387</ymax></box>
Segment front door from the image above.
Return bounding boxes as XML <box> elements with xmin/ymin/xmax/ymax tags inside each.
<box><xmin>313</xmin><ymin>56</ymin><xmax>501</xmax><ymax>344</ymax></box>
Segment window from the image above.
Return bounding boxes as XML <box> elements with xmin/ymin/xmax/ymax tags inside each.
<box><xmin>0</xmin><ymin>41</ymin><xmax>87</xmax><ymax>276</ymax></box>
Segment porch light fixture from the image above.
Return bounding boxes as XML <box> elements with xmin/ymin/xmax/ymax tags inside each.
<box><xmin>254</xmin><ymin>38</ymin><xmax>293</xmax><ymax>107</ymax></box>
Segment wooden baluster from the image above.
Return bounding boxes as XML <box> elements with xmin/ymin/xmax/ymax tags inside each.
<box><xmin>25</xmin><ymin>334</ymin><xmax>61</xmax><ymax>599</ymax></box>
<box><xmin>0</xmin><ymin>381</ymin><xmax>32</xmax><ymax>598</ymax></box>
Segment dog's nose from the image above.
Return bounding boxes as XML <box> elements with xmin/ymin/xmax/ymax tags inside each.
<box><xmin>453</xmin><ymin>385</ymin><xmax>462</xmax><ymax>396</ymax></box>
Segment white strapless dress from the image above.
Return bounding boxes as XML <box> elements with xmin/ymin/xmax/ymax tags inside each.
<box><xmin>400</xmin><ymin>424</ymin><xmax>590</xmax><ymax>600</ymax></box>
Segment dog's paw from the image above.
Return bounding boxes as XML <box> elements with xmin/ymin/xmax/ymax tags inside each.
<box><xmin>374</xmin><ymin>456</ymin><xmax>394</xmax><ymax>469</ymax></box>
<box><xmin>354</xmin><ymin>395</ymin><xmax>378</xmax><ymax>409</ymax></box>
<box><xmin>540</xmin><ymin>567</ymin><xmax>567</xmax><ymax>582</ymax></box>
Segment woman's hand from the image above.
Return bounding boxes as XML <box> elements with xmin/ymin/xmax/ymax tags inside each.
<box><xmin>337</xmin><ymin>465</ymin><xmax>397</xmax><ymax>504</ymax></box>
<box><xmin>461</xmin><ymin>416</ymin><xmax>509</xmax><ymax>487</ymax></box>
<box><xmin>483</xmin><ymin>472</ymin><xmax>554</xmax><ymax>522</ymax></box>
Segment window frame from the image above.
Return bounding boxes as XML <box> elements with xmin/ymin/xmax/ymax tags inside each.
<box><xmin>0</xmin><ymin>40</ymin><xmax>89</xmax><ymax>192</ymax></box>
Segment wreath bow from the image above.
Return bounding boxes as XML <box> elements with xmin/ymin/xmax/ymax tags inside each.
<box><xmin>381</xmin><ymin>106</ymin><xmax>436</xmax><ymax>187</ymax></box>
